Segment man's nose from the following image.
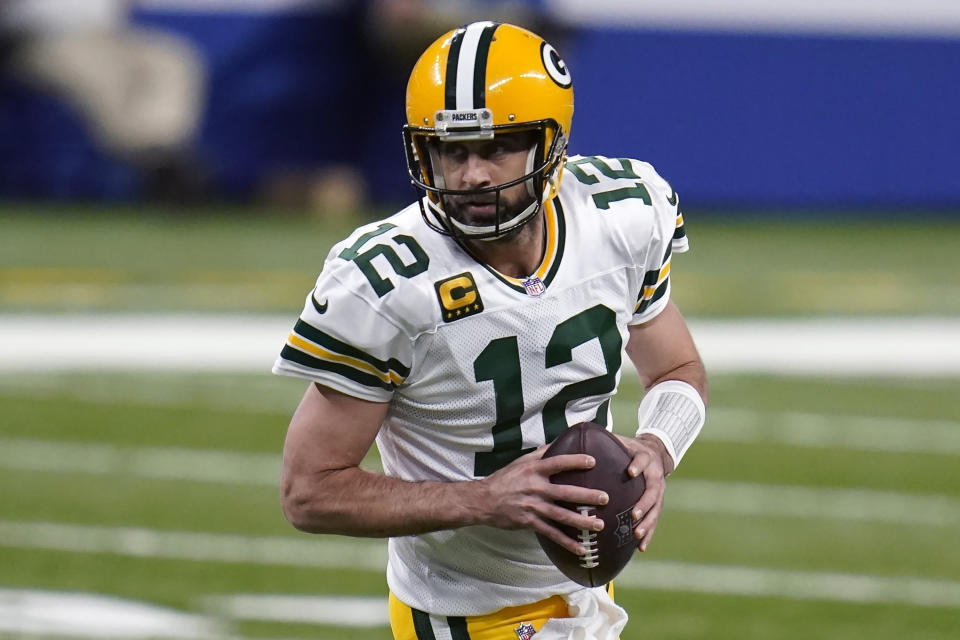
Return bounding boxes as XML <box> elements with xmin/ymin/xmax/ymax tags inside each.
<box><xmin>460</xmin><ymin>153</ymin><xmax>494</xmax><ymax>187</ymax></box>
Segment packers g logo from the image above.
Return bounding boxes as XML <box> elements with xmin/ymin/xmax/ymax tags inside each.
<box><xmin>540</xmin><ymin>42</ymin><xmax>572</xmax><ymax>89</ymax></box>
<box><xmin>435</xmin><ymin>272</ymin><xmax>484</xmax><ymax>322</ymax></box>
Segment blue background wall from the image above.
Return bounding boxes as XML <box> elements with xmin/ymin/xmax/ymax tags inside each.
<box><xmin>1</xmin><ymin>3</ymin><xmax>958</xmax><ymax>210</ymax></box>
<box><xmin>566</xmin><ymin>28</ymin><xmax>960</xmax><ymax>209</ymax></box>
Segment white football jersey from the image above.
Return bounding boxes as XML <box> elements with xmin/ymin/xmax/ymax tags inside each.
<box><xmin>273</xmin><ymin>155</ymin><xmax>689</xmax><ymax>616</ymax></box>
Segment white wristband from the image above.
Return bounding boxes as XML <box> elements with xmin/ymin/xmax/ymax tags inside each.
<box><xmin>635</xmin><ymin>380</ymin><xmax>706</xmax><ymax>469</ymax></box>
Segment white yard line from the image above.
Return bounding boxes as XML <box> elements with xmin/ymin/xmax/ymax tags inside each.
<box><xmin>0</xmin><ymin>438</ymin><xmax>283</xmax><ymax>485</ymax></box>
<box><xmin>2</xmin><ymin>314</ymin><xmax>960</xmax><ymax>376</ymax></box>
<box><xmin>0</xmin><ymin>520</ymin><xmax>386</xmax><ymax>571</ymax></box>
<box><xmin>205</xmin><ymin>594</ymin><xmax>389</xmax><ymax>627</ymax></box>
<box><xmin>0</xmin><ymin>588</ymin><xmax>221</xmax><ymax>639</ymax></box>
<box><xmin>1</xmin><ymin>436</ymin><xmax>958</xmax><ymax>527</ymax></box>
<box><xmin>614</xmin><ymin>560</ymin><xmax>960</xmax><ymax>609</ymax></box>
<box><xmin>689</xmin><ymin>317</ymin><xmax>960</xmax><ymax>376</ymax></box>
<box><xmin>668</xmin><ymin>480</ymin><xmax>960</xmax><ymax>526</ymax></box>
<box><xmin>704</xmin><ymin>407</ymin><xmax>960</xmax><ymax>456</ymax></box>
<box><xmin>0</xmin><ymin>315</ymin><xmax>289</xmax><ymax>373</ymax></box>
<box><xmin>1</xmin><ymin>520</ymin><xmax>959</xmax><ymax>609</ymax></box>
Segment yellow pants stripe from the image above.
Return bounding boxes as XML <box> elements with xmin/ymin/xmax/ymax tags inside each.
<box><xmin>390</xmin><ymin>584</ymin><xmax>615</xmax><ymax>640</ymax></box>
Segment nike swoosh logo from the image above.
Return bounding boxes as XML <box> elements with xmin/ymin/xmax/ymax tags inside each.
<box><xmin>311</xmin><ymin>293</ymin><xmax>329</xmax><ymax>314</ymax></box>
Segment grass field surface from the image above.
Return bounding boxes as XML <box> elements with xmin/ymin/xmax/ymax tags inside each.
<box><xmin>0</xmin><ymin>208</ymin><xmax>958</xmax><ymax>638</ymax></box>
<box><xmin>1</xmin><ymin>207</ymin><xmax>957</xmax><ymax>317</ymax></box>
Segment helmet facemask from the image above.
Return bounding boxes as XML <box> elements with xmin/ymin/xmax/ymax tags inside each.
<box><xmin>403</xmin><ymin>115</ymin><xmax>567</xmax><ymax>241</ymax></box>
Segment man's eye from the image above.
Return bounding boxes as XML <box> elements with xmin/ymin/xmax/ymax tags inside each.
<box><xmin>485</xmin><ymin>142</ymin><xmax>511</xmax><ymax>157</ymax></box>
<box><xmin>441</xmin><ymin>146</ymin><xmax>467</xmax><ymax>161</ymax></box>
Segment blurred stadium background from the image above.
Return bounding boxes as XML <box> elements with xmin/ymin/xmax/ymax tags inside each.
<box><xmin>1</xmin><ymin>1</ymin><xmax>959</xmax><ymax>638</ymax></box>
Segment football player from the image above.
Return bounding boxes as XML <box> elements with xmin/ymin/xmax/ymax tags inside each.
<box><xmin>274</xmin><ymin>22</ymin><xmax>707</xmax><ymax>640</ymax></box>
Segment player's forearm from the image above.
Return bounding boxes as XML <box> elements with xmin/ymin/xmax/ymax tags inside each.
<box><xmin>645</xmin><ymin>358</ymin><xmax>708</xmax><ymax>403</ymax></box>
<box><xmin>281</xmin><ymin>466</ymin><xmax>484</xmax><ymax>537</ymax></box>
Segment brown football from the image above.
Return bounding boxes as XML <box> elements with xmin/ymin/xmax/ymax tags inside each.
<box><xmin>536</xmin><ymin>422</ymin><xmax>645</xmax><ymax>587</ymax></box>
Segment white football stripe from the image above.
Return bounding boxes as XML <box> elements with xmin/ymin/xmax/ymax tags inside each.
<box><xmin>206</xmin><ymin>594</ymin><xmax>389</xmax><ymax>627</ymax></box>
<box><xmin>616</xmin><ymin>560</ymin><xmax>960</xmax><ymax>609</ymax></box>
<box><xmin>0</xmin><ymin>438</ymin><xmax>282</xmax><ymax>485</ymax></box>
<box><xmin>0</xmin><ymin>520</ymin><xmax>387</xmax><ymax>571</ymax></box>
<box><xmin>705</xmin><ymin>407</ymin><xmax>960</xmax><ymax>456</ymax></box>
<box><xmin>3</xmin><ymin>314</ymin><xmax>960</xmax><ymax>375</ymax></box>
<box><xmin>0</xmin><ymin>588</ymin><xmax>222</xmax><ymax>639</ymax></box>
<box><xmin>688</xmin><ymin>317</ymin><xmax>960</xmax><ymax>376</ymax></box>
<box><xmin>1</xmin><ymin>520</ymin><xmax>959</xmax><ymax>609</ymax></box>
<box><xmin>669</xmin><ymin>480</ymin><xmax>960</xmax><ymax>527</ymax></box>
<box><xmin>455</xmin><ymin>22</ymin><xmax>495</xmax><ymax>110</ymax></box>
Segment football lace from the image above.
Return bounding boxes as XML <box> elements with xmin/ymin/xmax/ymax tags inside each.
<box><xmin>576</xmin><ymin>506</ymin><xmax>600</xmax><ymax>568</ymax></box>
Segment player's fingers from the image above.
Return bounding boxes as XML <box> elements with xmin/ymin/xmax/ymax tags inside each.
<box><xmin>532</xmin><ymin>519</ymin><xmax>589</xmax><ymax>556</ymax></box>
<box><xmin>632</xmin><ymin>476</ymin><xmax>664</xmax><ymax>517</ymax></box>
<box><xmin>634</xmin><ymin>524</ymin><xmax>657</xmax><ymax>551</ymax></box>
<box><xmin>633</xmin><ymin>499</ymin><xmax>659</xmax><ymax>531</ymax></box>
<box><xmin>547</xmin><ymin>482</ymin><xmax>609</xmax><ymax>507</ymax></box>
<box><xmin>537</xmin><ymin>501</ymin><xmax>605</xmax><ymax>534</ymax></box>
<box><xmin>536</xmin><ymin>453</ymin><xmax>596</xmax><ymax>475</ymax></box>
<box><xmin>635</xmin><ymin>517</ymin><xmax>659</xmax><ymax>552</ymax></box>
<box><xmin>630</xmin><ymin>468</ymin><xmax>665</xmax><ymax>532</ymax></box>
<box><xmin>512</xmin><ymin>445</ymin><xmax>549</xmax><ymax>464</ymax></box>
<box><xmin>626</xmin><ymin>449</ymin><xmax>656</xmax><ymax>479</ymax></box>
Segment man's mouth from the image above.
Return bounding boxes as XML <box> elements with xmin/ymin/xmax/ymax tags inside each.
<box><xmin>451</xmin><ymin>196</ymin><xmax>497</xmax><ymax>217</ymax></box>
<box><xmin>464</xmin><ymin>200</ymin><xmax>496</xmax><ymax>213</ymax></box>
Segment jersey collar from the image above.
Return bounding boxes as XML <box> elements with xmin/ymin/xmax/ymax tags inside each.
<box><xmin>479</xmin><ymin>197</ymin><xmax>567</xmax><ymax>295</ymax></box>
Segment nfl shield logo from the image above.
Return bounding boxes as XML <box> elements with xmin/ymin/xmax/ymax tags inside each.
<box><xmin>615</xmin><ymin>508</ymin><xmax>635</xmax><ymax>547</ymax></box>
<box><xmin>522</xmin><ymin>277</ymin><xmax>546</xmax><ymax>297</ymax></box>
<box><xmin>514</xmin><ymin>622</ymin><xmax>537</xmax><ymax>640</ymax></box>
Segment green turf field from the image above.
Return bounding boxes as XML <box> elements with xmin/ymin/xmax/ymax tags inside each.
<box><xmin>0</xmin><ymin>208</ymin><xmax>958</xmax><ymax>639</ymax></box>
<box><xmin>1</xmin><ymin>206</ymin><xmax>957</xmax><ymax>316</ymax></box>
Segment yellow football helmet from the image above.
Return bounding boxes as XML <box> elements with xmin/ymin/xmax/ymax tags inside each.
<box><xmin>403</xmin><ymin>22</ymin><xmax>574</xmax><ymax>240</ymax></box>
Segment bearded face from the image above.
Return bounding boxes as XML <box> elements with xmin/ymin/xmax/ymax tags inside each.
<box><xmin>431</xmin><ymin>131</ymin><xmax>539</xmax><ymax>233</ymax></box>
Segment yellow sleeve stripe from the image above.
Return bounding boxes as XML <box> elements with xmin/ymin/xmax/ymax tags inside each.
<box><xmin>634</xmin><ymin>259</ymin><xmax>671</xmax><ymax>312</ymax></box>
<box><xmin>642</xmin><ymin>260</ymin><xmax>671</xmax><ymax>298</ymax></box>
<box><xmin>286</xmin><ymin>333</ymin><xmax>405</xmax><ymax>386</ymax></box>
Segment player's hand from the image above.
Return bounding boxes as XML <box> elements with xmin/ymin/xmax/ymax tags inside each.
<box><xmin>615</xmin><ymin>433</ymin><xmax>672</xmax><ymax>552</ymax></box>
<box><xmin>474</xmin><ymin>447</ymin><xmax>609</xmax><ymax>556</ymax></box>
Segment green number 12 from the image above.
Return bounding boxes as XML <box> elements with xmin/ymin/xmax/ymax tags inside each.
<box><xmin>472</xmin><ymin>305</ymin><xmax>621</xmax><ymax>476</ymax></box>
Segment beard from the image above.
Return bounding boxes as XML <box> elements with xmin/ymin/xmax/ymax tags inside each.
<box><xmin>442</xmin><ymin>188</ymin><xmax>536</xmax><ymax>230</ymax></box>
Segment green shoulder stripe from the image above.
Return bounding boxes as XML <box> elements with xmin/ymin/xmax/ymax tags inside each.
<box><xmin>635</xmin><ymin>279</ymin><xmax>669</xmax><ymax>315</ymax></box>
<box><xmin>280</xmin><ymin>345</ymin><xmax>397</xmax><ymax>391</ymax></box>
<box><xmin>674</xmin><ymin>217</ymin><xmax>687</xmax><ymax>241</ymax></box>
<box><xmin>293</xmin><ymin>319</ymin><xmax>410</xmax><ymax>378</ymax></box>
<box><xmin>640</xmin><ymin>244</ymin><xmax>672</xmax><ymax>288</ymax></box>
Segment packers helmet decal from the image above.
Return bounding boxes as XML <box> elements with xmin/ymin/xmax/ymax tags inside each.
<box><xmin>404</xmin><ymin>22</ymin><xmax>575</xmax><ymax>241</ymax></box>
<box><xmin>540</xmin><ymin>42</ymin><xmax>572</xmax><ymax>89</ymax></box>
<box><xmin>443</xmin><ymin>21</ymin><xmax>499</xmax><ymax>111</ymax></box>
